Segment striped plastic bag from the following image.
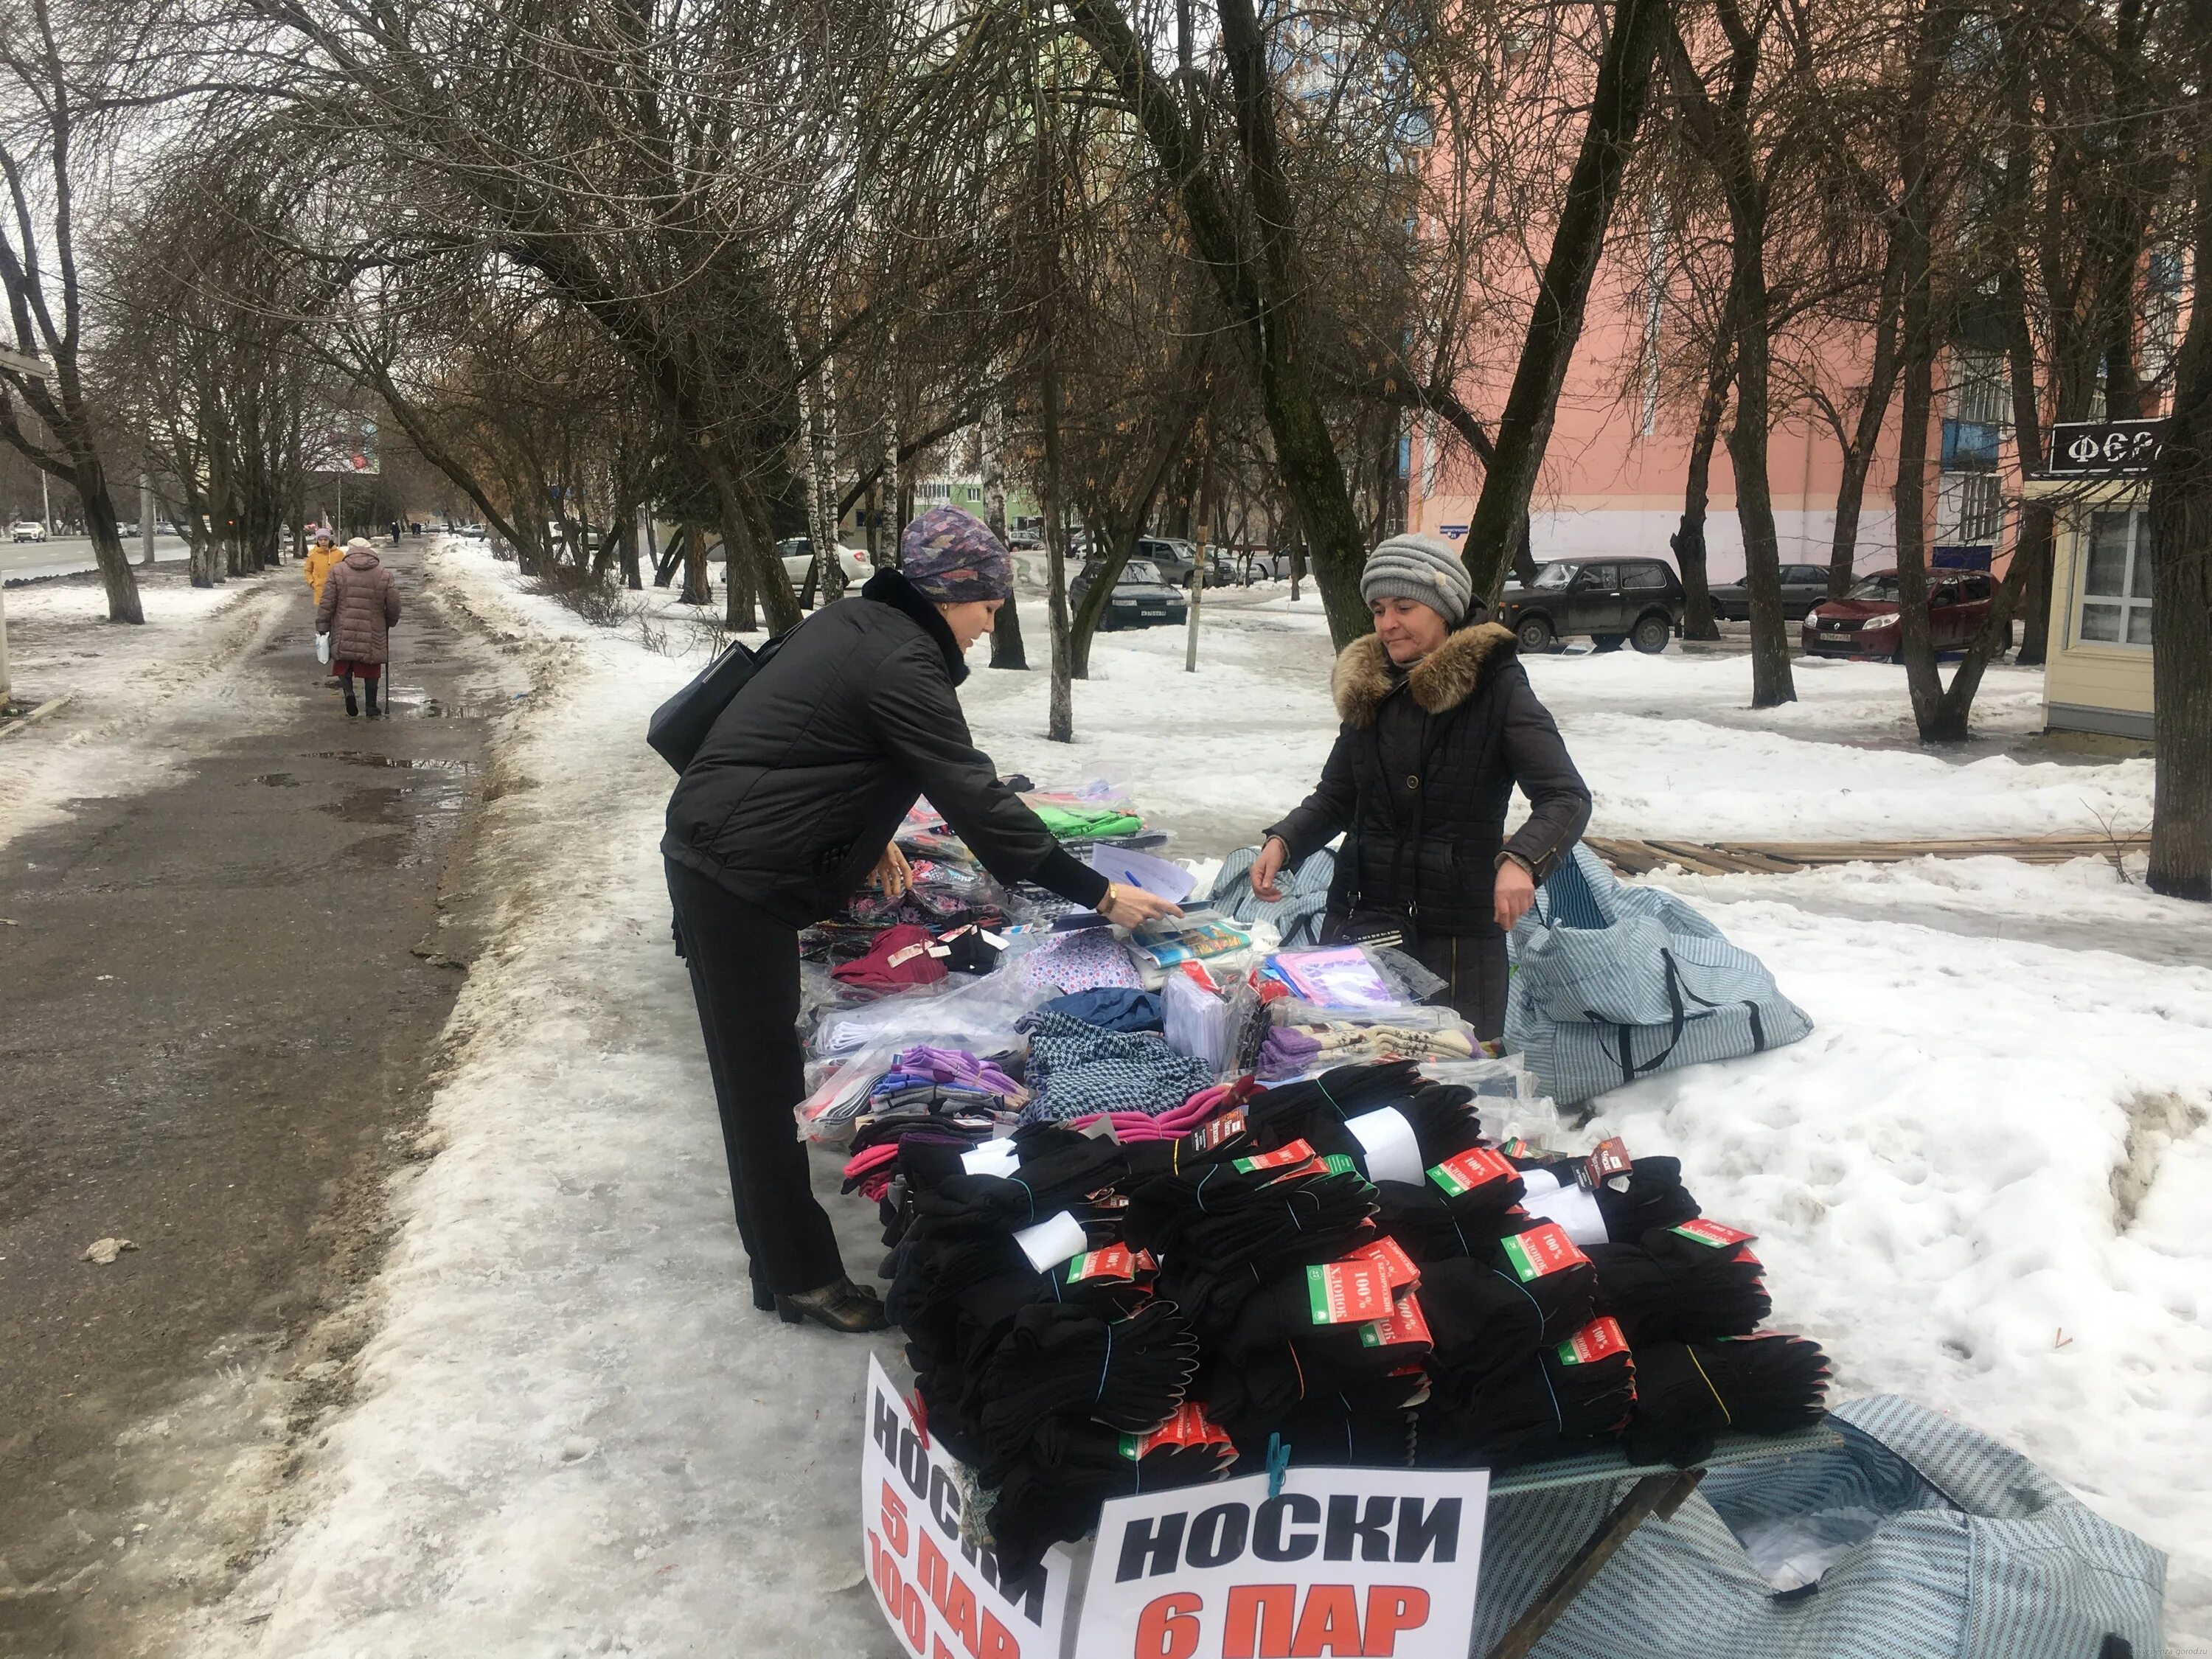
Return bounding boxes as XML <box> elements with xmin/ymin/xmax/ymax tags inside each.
<box><xmin>1506</xmin><ymin>846</ymin><xmax>1811</xmax><ymax>1107</ymax></box>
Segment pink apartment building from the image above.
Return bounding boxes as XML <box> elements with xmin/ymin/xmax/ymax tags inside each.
<box><xmin>1405</xmin><ymin>269</ymin><xmax>2017</xmax><ymax>586</ymax></box>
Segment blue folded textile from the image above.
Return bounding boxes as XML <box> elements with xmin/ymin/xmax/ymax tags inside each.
<box><xmin>1035</xmin><ymin>987</ymin><xmax>1164</xmax><ymax>1033</ymax></box>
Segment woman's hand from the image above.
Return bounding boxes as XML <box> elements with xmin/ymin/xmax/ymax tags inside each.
<box><xmin>1494</xmin><ymin>858</ymin><xmax>1537</xmax><ymax>931</ymax></box>
<box><xmin>1250</xmin><ymin>836</ymin><xmax>1290</xmax><ymax>901</ymax></box>
<box><xmin>1100</xmin><ymin>883</ymin><xmax>1183</xmax><ymax>928</ymax></box>
<box><xmin>869</xmin><ymin>843</ymin><xmax>913</xmax><ymax>900</ymax></box>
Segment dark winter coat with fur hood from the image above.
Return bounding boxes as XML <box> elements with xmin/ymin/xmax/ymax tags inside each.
<box><xmin>1267</xmin><ymin>622</ymin><xmax>1591</xmax><ymax>939</ymax></box>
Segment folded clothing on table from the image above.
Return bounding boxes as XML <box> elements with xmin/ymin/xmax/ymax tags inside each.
<box><xmin>1015</xmin><ymin>1007</ymin><xmax>1214</xmax><ymax>1124</ymax></box>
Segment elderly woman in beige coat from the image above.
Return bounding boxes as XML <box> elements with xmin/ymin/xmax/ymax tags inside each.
<box><xmin>315</xmin><ymin>538</ymin><xmax>402</xmax><ymax>717</ymax></box>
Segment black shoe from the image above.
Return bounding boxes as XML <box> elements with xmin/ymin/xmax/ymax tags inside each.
<box><xmin>751</xmin><ymin>1281</ymin><xmax>775</xmax><ymax>1312</ymax></box>
<box><xmin>365</xmin><ymin>688</ymin><xmax>383</xmax><ymax>718</ymax></box>
<box><xmin>775</xmin><ymin>1277</ymin><xmax>888</xmax><ymax>1333</ymax></box>
<box><xmin>344</xmin><ymin>691</ymin><xmax>358</xmax><ymax>717</ymax></box>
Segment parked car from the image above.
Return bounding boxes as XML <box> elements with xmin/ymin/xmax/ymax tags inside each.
<box><xmin>1494</xmin><ymin>557</ymin><xmax>1682</xmax><ymax>653</ymax></box>
<box><xmin>1801</xmin><ymin>569</ymin><xmax>2008</xmax><ymax>659</ymax></box>
<box><xmin>777</xmin><ymin>537</ymin><xmax>874</xmax><ymax>589</ymax></box>
<box><xmin>1137</xmin><ymin>538</ymin><xmax>1200</xmax><ymax>587</ymax></box>
<box><xmin>455</xmin><ymin>524</ymin><xmax>490</xmax><ymax>540</ymax></box>
<box><xmin>1070</xmin><ymin>558</ymin><xmax>1188</xmax><ymax>628</ymax></box>
<box><xmin>117</xmin><ymin>521</ymin><xmax>139</xmax><ymax>538</ymax></box>
<box><xmin>1708</xmin><ymin>563</ymin><xmax>1834</xmax><ymax>622</ymax></box>
<box><xmin>12</xmin><ymin>519</ymin><xmax>46</xmax><ymax>543</ymax></box>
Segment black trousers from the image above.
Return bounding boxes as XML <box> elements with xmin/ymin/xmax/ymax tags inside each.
<box><xmin>665</xmin><ymin>858</ymin><xmax>845</xmax><ymax>1295</ymax></box>
<box><xmin>1411</xmin><ymin>931</ymin><xmax>1512</xmax><ymax>1043</ymax></box>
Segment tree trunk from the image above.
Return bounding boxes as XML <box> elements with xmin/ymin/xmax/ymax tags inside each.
<box><xmin>1893</xmin><ymin>257</ymin><xmax>1946</xmax><ymax>734</ymax></box>
<box><xmin>681</xmin><ymin>524</ymin><xmax>710</xmax><ymax>606</ymax></box>
<box><xmin>1040</xmin><ymin>354</ymin><xmax>1075</xmax><ymax>743</ymax></box>
<box><xmin>72</xmin><ymin>459</ymin><xmax>142</xmax><ymax>621</ymax></box>
<box><xmin>1459</xmin><ymin>0</ymin><xmax>1672</xmax><ymax>604</ymax></box>
<box><xmin>620</xmin><ymin>509</ymin><xmax>644</xmax><ymax>590</ymax></box>
<box><xmin>1829</xmin><ymin>243</ymin><xmax>1905</xmax><ymax>597</ymax></box>
<box><xmin>1725</xmin><ymin>257</ymin><xmax>1795</xmax><ymax>706</ymax></box>
<box><xmin>985</xmin><ymin>415</ymin><xmax>1026</xmax><ymax>669</ymax></box>
<box><xmin>2000</xmin><ymin>229</ymin><xmax>2056</xmax><ymax>663</ymax></box>
<box><xmin>2146</xmin><ymin>99</ymin><xmax>2212</xmax><ymax>900</ymax></box>
<box><xmin>1673</xmin><ymin>343</ymin><xmax>1731</xmax><ymax>640</ymax></box>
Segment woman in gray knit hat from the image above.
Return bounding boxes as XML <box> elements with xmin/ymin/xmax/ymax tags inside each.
<box><xmin>1249</xmin><ymin>532</ymin><xmax>1591</xmax><ymax>1040</ymax></box>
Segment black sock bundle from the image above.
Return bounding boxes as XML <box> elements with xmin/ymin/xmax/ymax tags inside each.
<box><xmin>1512</xmin><ymin>1153</ymin><xmax>1701</xmax><ymax>1239</ymax></box>
<box><xmin>908</xmin><ymin>1137</ymin><xmax>1133</xmax><ymax>1230</ymax></box>
<box><xmin>1587</xmin><ymin>1223</ymin><xmax>1770</xmax><ymax>1346</ymax></box>
<box><xmin>1418</xmin><ymin>1250</ymin><xmax>1598</xmax><ymax>1397</ymax></box>
<box><xmin>1124</xmin><ymin>1157</ymin><xmax>1378</xmax><ymax>1276</ymax></box>
<box><xmin>1417</xmin><ymin>1317</ymin><xmax>1637</xmax><ymax>1468</ymax></box>
<box><xmin>1234</xmin><ymin>1382</ymin><xmax>1424</xmax><ymax>1470</ymax></box>
<box><xmin>1399</xmin><ymin>1082</ymin><xmax>1489</xmax><ymax>1165</ymax></box>
<box><xmin>988</xmin><ymin>1411</ymin><xmax>1237</xmax><ymax>1584</ymax></box>
<box><xmin>975</xmin><ymin>1301</ymin><xmax>1202</xmax><ymax>1475</ymax></box>
<box><xmin>1625</xmin><ymin>1333</ymin><xmax>1832</xmax><ymax>1467</ymax></box>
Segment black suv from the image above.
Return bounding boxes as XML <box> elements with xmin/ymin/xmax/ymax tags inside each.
<box><xmin>1708</xmin><ymin>563</ymin><xmax>1834</xmax><ymax>622</ymax></box>
<box><xmin>1495</xmin><ymin>558</ymin><xmax>1683</xmax><ymax>653</ymax></box>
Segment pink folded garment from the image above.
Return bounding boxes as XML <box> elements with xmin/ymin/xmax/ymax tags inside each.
<box><xmin>841</xmin><ymin>1143</ymin><xmax>902</xmax><ymax>1181</ymax></box>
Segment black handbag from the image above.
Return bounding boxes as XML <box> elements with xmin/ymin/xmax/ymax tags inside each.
<box><xmin>645</xmin><ymin>627</ymin><xmax>796</xmax><ymax>773</ymax></box>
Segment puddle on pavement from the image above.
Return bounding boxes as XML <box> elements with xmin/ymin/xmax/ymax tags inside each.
<box><xmin>316</xmin><ymin>751</ymin><xmax>478</xmax><ymax>773</ymax></box>
<box><xmin>342</xmin><ymin>832</ymin><xmax>421</xmax><ymax>869</ymax></box>
<box><xmin>320</xmin><ymin>786</ymin><xmax>408</xmax><ymax>823</ymax></box>
<box><xmin>252</xmin><ymin>773</ymin><xmax>299</xmax><ymax>787</ymax></box>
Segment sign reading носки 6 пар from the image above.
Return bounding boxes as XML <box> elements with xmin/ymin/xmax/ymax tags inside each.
<box><xmin>1072</xmin><ymin>1467</ymin><xmax>1488</xmax><ymax>1659</ymax></box>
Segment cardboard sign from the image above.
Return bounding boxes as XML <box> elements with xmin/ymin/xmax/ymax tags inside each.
<box><xmin>1074</xmin><ymin>1465</ymin><xmax>1486</xmax><ymax>1659</ymax></box>
<box><xmin>863</xmin><ymin>1356</ymin><xmax>1074</xmax><ymax>1659</ymax></box>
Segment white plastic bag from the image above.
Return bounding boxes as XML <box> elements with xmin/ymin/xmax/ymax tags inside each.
<box><xmin>316</xmin><ymin>631</ymin><xmax>331</xmax><ymax>665</ymax></box>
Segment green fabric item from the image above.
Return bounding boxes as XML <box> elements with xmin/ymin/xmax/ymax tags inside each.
<box><xmin>1031</xmin><ymin>803</ymin><xmax>1144</xmax><ymax>841</ymax></box>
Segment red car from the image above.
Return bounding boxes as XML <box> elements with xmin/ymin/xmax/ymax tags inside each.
<box><xmin>1801</xmin><ymin>569</ymin><xmax>2008</xmax><ymax>660</ymax></box>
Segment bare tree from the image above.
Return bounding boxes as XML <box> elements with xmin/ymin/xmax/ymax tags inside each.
<box><xmin>0</xmin><ymin>0</ymin><xmax>141</xmax><ymax>621</ymax></box>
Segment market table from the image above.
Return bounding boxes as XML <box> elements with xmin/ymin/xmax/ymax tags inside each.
<box><xmin>1480</xmin><ymin>1422</ymin><xmax>1845</xmax><ymax>1659</ymax></box>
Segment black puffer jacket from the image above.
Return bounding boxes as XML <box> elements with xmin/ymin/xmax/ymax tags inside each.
<box><xmin>664</xmin><ymin>570</ymin><xmax>1109</xmax><ymax>927</ymax></box>
<box><xmin>1267</xmin><ymin>623</ymin><xmax>1590</xmax><ymax>939</ymax></box>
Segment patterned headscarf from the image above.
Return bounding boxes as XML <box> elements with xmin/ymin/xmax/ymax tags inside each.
<box><xmin>897</xmin><ymin>507</ymin><xmax>1012</xmax><ymax>603</ymax></box>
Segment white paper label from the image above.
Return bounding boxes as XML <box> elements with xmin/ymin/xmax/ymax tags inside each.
<box><xmin>1522</xmin><ymin>1177</ymin><xmax>1609</xmax><ymax>1245</ymax></box>
<box><xmin>1013</xmin><ymin>1210</ymin><xmax>1089</xmax><ymax>1272</ymax></box>
<box><xmin>961</xmin><ymin>1139</ymin><xmax>1021</xmax><ymax>1178</ymax></box>
<box><xmin>1346</xmin><ymin>1107</ymin><xmax>1425</xmax><ymax>1186</ymax></box>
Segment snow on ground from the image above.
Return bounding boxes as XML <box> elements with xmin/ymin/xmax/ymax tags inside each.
<box><xmin>958</xmin><ymin>589</ymin><xmax>2155</xmax><ymax>855</ymax></box>
<box><xmin>194</xmin><ymin>548</ymin><xmax>2208</xmax><ymax>1652</ymax></box>
<box><xmin>1</xmin><ymin>568</ymin><xmax>292</xmax><ymax>855</ymax></box>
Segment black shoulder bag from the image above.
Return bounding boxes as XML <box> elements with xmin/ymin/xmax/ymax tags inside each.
<box><xmin>645</xmin><ymin>625</ymin><xmax>799</xmax><ymax>773</ymax></box>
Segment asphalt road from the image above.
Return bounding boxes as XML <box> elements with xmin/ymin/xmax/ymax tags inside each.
<box><xmin>1</xmin><ymin>536</ymin><xmax>190</xmax><ymax>584</ymax></box>
<box><xmin>0</xmin><ymin>541</ymin><xmax>525</xmax><ymax>1655</ymax></box>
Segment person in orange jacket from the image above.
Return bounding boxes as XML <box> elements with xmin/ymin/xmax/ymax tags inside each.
<box><xmin>303</xmin><ymin>531</ymin><xmax>344</xmax><ymax>604</ymax></box>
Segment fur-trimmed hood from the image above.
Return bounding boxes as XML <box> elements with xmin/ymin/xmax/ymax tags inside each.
<box><xmin>1331</xmin><ymin>622</ymin><xmax>1517</xmax><ymax>726</ymax></box>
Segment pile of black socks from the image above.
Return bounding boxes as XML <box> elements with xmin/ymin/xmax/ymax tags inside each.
<box><xmin>872</xmin><ymin>1060</ymin><xmax>1828</xmax><ymax>1584</ymax></box>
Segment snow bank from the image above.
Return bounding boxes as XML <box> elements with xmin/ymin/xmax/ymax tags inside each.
<box><xmin>192</xmin><ymin>546</ymin><xmax>904</xmax><ymax>1658</ymax></box>
<box><xmin>954</xmin><ymin>598</ymin><xmax>2154</xmax><ymax>853</ymax></box>
<box><xmin>199</xmin><ymin>547</ymin><xmax>2205</xmax><ymax>1651</ymax></box>
<box><xmin>1</xmin><ymin>571</ymin><xmax>290</xmax><ymax>855</ymax></box>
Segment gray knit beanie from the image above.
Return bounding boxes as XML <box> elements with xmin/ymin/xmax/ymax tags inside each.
<box><xmin>1360</xmin><ymin>533</ymin><xmax>1474</xmax><ymax>626</ymax></box>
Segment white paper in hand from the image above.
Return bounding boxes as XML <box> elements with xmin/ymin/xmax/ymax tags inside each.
<box><xmin>1086</xmin><ymin>844</ymin><xmax>1196</xmax><ymax>904</ymax></box>
<box><xmin>1013</xmin><ymin>1211</ymin><xmax>1089</xmax><ymax>1272</ymax></box>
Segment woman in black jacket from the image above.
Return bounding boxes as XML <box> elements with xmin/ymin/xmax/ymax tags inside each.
<box><xmin>664</xmin><ymin>509</ymin><xmax>1178</xmax><ymax>1332</ymax></box>
<box><xmin>1251</xmin><ymin>534</ymin><xmax>1591</xmax><ymax>1041</ymax></box>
